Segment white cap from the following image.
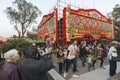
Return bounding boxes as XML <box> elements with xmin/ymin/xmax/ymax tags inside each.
<box><xmin>4</xmin><ymin>49</ymin><xmax>19</xmax><ymax>62</ymax></box>
<box><xmin>32</xmin><ymin>43</ymin><xmax>35</xmax><ymax>46</ymax></box>
<box><xmin>111</xmin><ymin>41</ymin><xmax>119</xmax><ymax>44</ymax></box>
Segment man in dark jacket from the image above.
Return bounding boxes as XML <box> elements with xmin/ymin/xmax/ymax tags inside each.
<box><xmin>79</xmin><ymin>41</ymin><xmax>87</xmax><ymax>67</ymax></box>
<box><xmin>20</xmin><ymin>45</ymin><xmax>53</xmax><ymax>80</ymax></box>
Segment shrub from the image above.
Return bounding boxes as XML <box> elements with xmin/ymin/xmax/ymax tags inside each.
<box><xmin>0</xmin><ymin>39</ymin><xmax>30</xmax><ymax>55</ymax></box>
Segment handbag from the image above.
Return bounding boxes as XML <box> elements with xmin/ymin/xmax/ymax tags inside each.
<box><xmin>111</xmin><ymin>51</ymin><xmax>120</xmax><ymax>61</ymax></box>
<box><xmin>112</xmin><ymin>57</ymin><xmax>120</xmax><ymax>61</ymax></box>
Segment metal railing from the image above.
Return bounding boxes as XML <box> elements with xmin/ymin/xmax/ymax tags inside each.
<box><xmin>48</xmin><ymin>69</ymin><xmax>65</xmax><ymax>80</ymax></box>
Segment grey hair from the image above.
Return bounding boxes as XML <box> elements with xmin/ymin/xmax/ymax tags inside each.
<box><xmin>4</xmin><ymin>49</ymin><xmax>19</xmax><ymax>62</ymax></box>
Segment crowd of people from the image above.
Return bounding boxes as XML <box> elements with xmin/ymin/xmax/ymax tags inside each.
<box><xmin>56</xmin><ymin>39</ymin><xmax>110</xmax><ymax>78</ymax></box>
<box><xmin>0</xmin><ymin>39</ymin><xmax>120</xmax><ymax>80</ymax></box>
<box><xmin>56</xmin><ymin>39</ymin><xmax>120</xmax><ymax>78</ymax></box>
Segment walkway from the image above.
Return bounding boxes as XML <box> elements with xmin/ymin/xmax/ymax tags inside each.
<box><xmin>70</xmin><ymin>62</ymin><xmax>120</xmax><ymax>80</ymax></box>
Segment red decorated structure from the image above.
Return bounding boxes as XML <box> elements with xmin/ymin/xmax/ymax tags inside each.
<box><xmin>38</xmin><ymin>8</ymin><xmax>58</xmax><ymax>42</ymax></box>
<box><xmin>62</xmin><ymin>5</ymin><xmax>114</xmax><ymax>43</ymax></box>
<box><xmin>38</xmin><ymin>5</ymin><xmax>114</xmax><ymax>43</ymax></box>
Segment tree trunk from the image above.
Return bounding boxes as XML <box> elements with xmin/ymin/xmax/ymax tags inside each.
<box><xmin>21</xmin><ymin>23</ymin><xmax>24</xmax><ymax>38</ymax></box>
<box><xmin>14</xmin><ymin>25</ymin><xmax>21</xmax><ymax>38</ymax></box>
<box><xmin>18</xmin><ymin>32</ymin><xmax>21</xmax><ymax>38</ymax></box>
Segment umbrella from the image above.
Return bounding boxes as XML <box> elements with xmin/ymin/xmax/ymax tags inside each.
<box><xmin>36</xmin><ymin>39</ymin><xmax>45</xmax><ymax>44</ymax></box>
<box><xmin>26</xmin><ymin>39</ymin><xmax>35</xmax><ymax>44</ymax></box>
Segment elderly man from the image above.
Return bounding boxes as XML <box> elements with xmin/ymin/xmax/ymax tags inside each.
<box><xmin>108</xmin><ymin>41</ymin><xmax>119</xmax><ymax>76</ymax></box>
<box><xmin>20</xmin><ymin>46</ymin><xmax>53</xmax><ymax>80</ymax></box>
<box><xmin>1</xmin><ymin>49</ymin><xmax>20</xmax><ymax>80</ymax></box>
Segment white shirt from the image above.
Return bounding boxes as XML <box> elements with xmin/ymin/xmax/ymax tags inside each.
<box><xmin>67</xmin><ymin>44</ymin><xmax>78</xmax><ymax>59</ymax></box>
<box><xmin>107</xmin><ymin>46</ymin><xmax>117</xmax><ymax>60</ymax></box>
<box><xmin>45</xmin><ymin>47</ymin><xmax>52</xmax><ymax>54</ymax></box>
<box><xmin>63</xmin><ymin>51</ymin><xmax>67</xmax><ymax>58</ymax></box>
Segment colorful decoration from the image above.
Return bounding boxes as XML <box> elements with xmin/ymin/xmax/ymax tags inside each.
<box><xmin>63</xmin><ymin>5</ymin><xmax>114</xmax><ymax>42</ymax></box>
<box><xmin>38</xmin><ymin>8</ymin><xmax>58</xmax><ymax>42</ymax></box>
<box><xmin>38</xmin><ymin>5</ymin><xmax>114</xmax><ymax>43</ymax></box>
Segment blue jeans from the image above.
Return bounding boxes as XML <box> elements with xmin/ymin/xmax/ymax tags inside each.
<box><xmin>81</xmin><ymin>56</ymin><xmax>86</xmax><ymax>67</ymax></box>
<box><xmin>75</xmin><ymin>56</ymin><xmax>79</xmax><ymax>69</ymax></box>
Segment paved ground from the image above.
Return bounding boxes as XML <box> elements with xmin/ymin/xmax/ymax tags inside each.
<box><xmin>52</xmin><ymin>54</ymin><xmax>110</xmax><ymax>80</ymax></box>
<box><xmin>70</xmin><ymin>62</ymin><xmax>120</xmax><ymax>80</ymax></box>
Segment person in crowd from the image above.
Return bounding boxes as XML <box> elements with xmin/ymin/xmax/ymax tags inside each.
<box><xmin>30</xmin><ymin>43</ymin><xmax>39</xmax><ymax>59</ymax></box>
<box><xmin>76</xmin><ymin>43</ymin><xmax>80</xmax><ymax>71</ymax></box>
<box><xmin>63</xmin><ymin>47</ymin><xmax>68</xmax><ymax>77</ymax></box>
<box><xmin>91</xmin><ymin>41</ymin><xmax>97</xmax><ymax>55</ymax></box>
<box><xmin>45</xmin><ymin>45</ymin><xmax>52</xmax><ymax>54</ymax></box>
<box><xmin>36</xmin><ymin>45</ymin><xmax>45</xmax><ymax>60</ymax></box>
<box><xmin>105</xmin><ymin>43</ymin><xmax>110</xmax><ymax>53</ymax></box>
<box><xmin>101</xmin><ymin>43</ymin><xmax>107</xmax><ymax>57</ymax></box>
<box><xmin>63</xmin><ymin>48</ymin><xmax>68</xmax><ymax>59</ymax></box>
<box><xmin>1</xmin><ymin>49</ymin><xmax>20</xmax><ymax>80</ymax></box>
<box><xmin>56</xmin><ymin>48</ymin><xmax>64</xmax><ymax>74</ymax></box>
<box><xmin>79</xmin><ymin>41</ymin><xmax>87</xmax><ymax>67</ymax></box>
<box><xmin>86</xmin><ymin>53</ymin><xmax>94</xmax><ymax>71</ymax></box>
<box><xmin>45</xmin><ymin>45</ymin><xmax>52</xmax><ymax>60</ymax></box>
<box><xmin>107</xmin><ymin>41</ymin><xmax>119</xmax><ymax>76</ymax></box>
<box><xmin>93</xmin><ymin>43</ymin><xmax>105</xmax><ymax>69</ymax></box>
<box><xmin>86</xmin><ymin>44</ymin><xmax>92</xmax><ymax>54</ymax></box>
<box><xmin>20</xmin><ymin>46</ymin><xmax>53</xmax><ymax>80</ymax></box>
<box><xmin>65</xmin><ymin>39</ymin><xmax>79</xmax><ymax>78</ymax></box>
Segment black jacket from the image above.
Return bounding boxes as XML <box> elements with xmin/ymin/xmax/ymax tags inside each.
<box><xmin>20</xmin><ymin>58</ymin><xmax>53</xmax><ymax>80</ymax></box>
<box><xmin>79</xmin><ymin>47</ymin><xmax>87</xmax><ymax>57</ymax></box>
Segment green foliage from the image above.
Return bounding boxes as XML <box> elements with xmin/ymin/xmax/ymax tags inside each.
<box><xmin>0</xmin><ymin>39</ymin><xmax>30</xmax><ymax>55</ymax></box>
<box><xmin>112</xmin><ymin>4</ymin><xmax>120</xmax><ymax>28</ymax></box>
<box><xmin>107</xmin><ymin>4</ymin><xmax>120</xmax><ymax>41</ymax></box>
<box><xmin>5</xmin><ymin>0</ymin><xmax>41</xmax><ymax>37</ymax></box>
<box><xmin>108</xmin><ymin>4</ymin><xmax>120</xmax><ymax>28</ymax></box>
<box><xmin>114</xmin><ymin>29</ymin><xmax>120</xmax><ymax>42</ymax></box>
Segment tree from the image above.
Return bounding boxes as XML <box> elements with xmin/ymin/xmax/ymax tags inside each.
<box><xmin>108</xmin><ymin>4</ymin><xmax>120</xmax><ymax>28</ymax></box>
<box><xmin>5</xmin><ymin>0</ymin><xmax>42</xmax><ymax>38</ymax></box>
<box><xmin>112</xmin><ymin>4</ymin><xmax>120</xmax><ymax>28</ymax></box>
<box><xmin>107</xmin><ymin>4</ymin><xmax>120</xmax><ymax>41</ymax></box>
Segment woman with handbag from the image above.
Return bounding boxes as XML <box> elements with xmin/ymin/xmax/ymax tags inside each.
<box><xmin>93</xmin><ymin>43</ymin><xmax>105</xmax><ymax>69</ymax></box>
<box><xmin>107</xmin><ymin>41</ymin><xmax>119</xmax><ymax>76</ymax></box>
<box><xmin>56</xmin><ymin>48</ymin><xmax>64</xmax><ymax>74</ymax></box>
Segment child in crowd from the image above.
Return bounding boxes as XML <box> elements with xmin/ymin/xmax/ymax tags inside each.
<box><xmin>86</xmin><ymin>53</ymin><xmax>94</xmax><ymax>71</ymax></box>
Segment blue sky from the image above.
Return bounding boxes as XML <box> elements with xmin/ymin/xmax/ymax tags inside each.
<box><xmin>0</xmin><ymin>0</ymin><xmax>120</xmax><ymax>37</ymax></box>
